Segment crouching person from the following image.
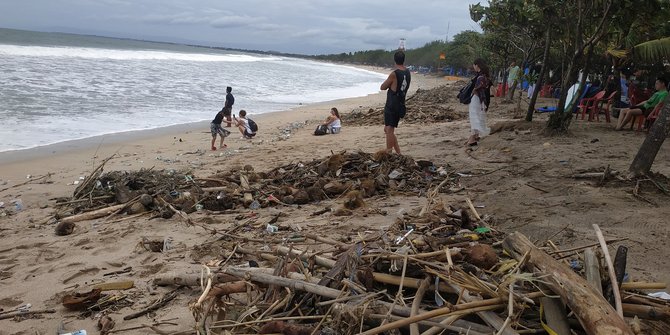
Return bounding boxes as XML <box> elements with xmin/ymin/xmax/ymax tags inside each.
<box><xmin>234</xmin><ymin>110</ymin><xmax>257</xmax><ymax>139</ymax></box>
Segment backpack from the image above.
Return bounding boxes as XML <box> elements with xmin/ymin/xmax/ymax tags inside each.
<box><xmin>247</xmin><ymin>118</ymin><xmax>258</xmax><ymax>132</ymax></box>
<box><xmin>313</xmin><ymin>125</ymin><xmax>328</xmax><ymax>136</ymax></box>
<box><xmin>457</xmin><ymin>77</ymin><xmax>476</xmax><ymax>104</ymax></box>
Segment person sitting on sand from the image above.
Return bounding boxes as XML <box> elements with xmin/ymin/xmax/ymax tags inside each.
<box><xmin>234</xmin><ymin>110</ymin><xmax>256</xmax><ymax>139</ymax></box>
<box><xmin>210</xmin><ymin>109</ymin><xmax>230</xmax><ymax>150</ymax></box>
<box><xmin>322</xmin><ymin>107</ymin><xmax>342</xmax><ymax>134</ymax></box>
<box><xmin>614</xmin><ymin>76</ymin><xmax>668</xmax><ymax>130</ymax></box>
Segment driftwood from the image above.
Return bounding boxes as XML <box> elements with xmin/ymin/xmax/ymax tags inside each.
<box><xmin>584</xmin><ymin>248</ymin><xmax>603</xmax><ymax>294</ymax></box>
<box><xmin>503</xmin><ymin>232</ymin><xmax>633</xmax><ymax>335</ymax></box>
<box><xmin>123</xmin><ymin>288</ymin><xmax>180</xmax><ymax>320</ymax></box>
<box><xmin>593</xmin><ymin>224</ymin><xmax>624</xmax><ymax>317</ymax></box>
<box><xmin>540</xmin><ymin>297</ymin><xmax>571</xmax><ymax>335</ymax></box>
<box><xmin>59</xmin><ymin>203</ymin><xmax>128</xmax><ymax>224</ymax></box>
<box><xmin>0</xmin><ymin>309</ymin><xmax>56</xmax><ymax>320</ymax></box>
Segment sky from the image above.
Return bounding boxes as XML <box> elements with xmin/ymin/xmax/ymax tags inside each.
<box><xmin>0</xmin><ymin>0</ymin><xmax>481</xmax><ymax>54</ymax></box>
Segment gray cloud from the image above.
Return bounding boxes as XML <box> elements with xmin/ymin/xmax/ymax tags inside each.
<box><xmin>0</xmin><ymin>1</ymin><xmax>479</xmax><ymax>54</ymax></box>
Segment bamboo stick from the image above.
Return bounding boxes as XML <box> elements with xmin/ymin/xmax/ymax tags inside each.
<box><xmin>593</xmin><ymin>224</ymin><xmax>623</xmax><ymax>317</ymax></box>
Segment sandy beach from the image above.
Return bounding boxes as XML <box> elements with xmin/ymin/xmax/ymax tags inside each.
<box><xmin>2</xmin><ymin>70</ymin><xmax>670</xmax><ymax>334</ymax></box>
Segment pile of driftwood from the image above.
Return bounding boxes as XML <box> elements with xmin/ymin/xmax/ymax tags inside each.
<box><xmin>52</xmin><ymin>151</ymin><xmax>455</xmax><ymax>231</ymax></box>
<box><xmin>343</xmin><ymin>84</ymin><xmax>467</xmax><ymax>126</ymax></box>
<box><xmin>154</xmin><ymin>199</ymin><xmax>669</xmax><ymax>335</ymax></box>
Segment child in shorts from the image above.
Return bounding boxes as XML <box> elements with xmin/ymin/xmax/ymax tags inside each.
<box><xmin>210</xmin><ymin>110</ymin><xmax>231</xmax><ymax>150</ymax></box>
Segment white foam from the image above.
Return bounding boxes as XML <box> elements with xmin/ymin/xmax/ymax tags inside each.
<box><xmin>0</xmin><ymin>44</ymin><xmax>280</xmax><ymax>62</ymax></box>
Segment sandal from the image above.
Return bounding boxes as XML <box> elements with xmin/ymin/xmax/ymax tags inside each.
<box><xmin>211</xmin><ymin>146</ymin><xmax>217</xmax><ymax>151</ymax></box>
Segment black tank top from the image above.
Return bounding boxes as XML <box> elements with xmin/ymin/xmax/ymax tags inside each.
<box><xmin>386</xmin><ymin>69</ymin><xmax>411</xmax><ymax>107</ymax></box>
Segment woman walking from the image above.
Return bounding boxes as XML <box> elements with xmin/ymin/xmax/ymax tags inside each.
<box><xmin>467</xmin><ymin>58</ymin><xmax>491</xmax><ymax>146</ymax></box>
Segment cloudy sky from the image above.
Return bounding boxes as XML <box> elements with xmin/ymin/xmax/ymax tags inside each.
<box><xmin>0</xmin><ymin>0</ymin><xmax>480</xmax><ymax>54</ymax></box>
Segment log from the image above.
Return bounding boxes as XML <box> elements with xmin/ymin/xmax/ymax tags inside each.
<box><xmin>584</xmin><ymin>248</ymin><xmax>603</xmax><ymax>294</ymax></box>
<box><xmin>59</xmin><ymin>203</ymin><xmax>128</xmax><ymax>224</ymax></box>
<box><xmin>503</xmin><ymin>232</ymin><xmax>633</xmax><ymax>335</ymax></box>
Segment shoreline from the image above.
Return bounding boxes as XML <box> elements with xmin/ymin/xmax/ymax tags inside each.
<box><xmin>0</xmin><ymin>72</ymin><xmax>448</xmax><ymax>182</ymax></box>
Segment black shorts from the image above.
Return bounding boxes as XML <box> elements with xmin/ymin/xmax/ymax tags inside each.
<box><xmin>244</xmin><ymin>129</ymin><xmax>256</xmax><ymax>138</ymax></box>
<box><xmin>384</xmin><ymin>105</ymin><xmax>400</xmax><ymax>128</ymax></box>
<box><xmin>222</xmin><ymin>107</ymin><xmax>232</xmax><ymax>116</ymax></box>
<box><xmin>639</xmin><ymin>106</ymin><xmax>650</xmax><ymax>117</ymax></box>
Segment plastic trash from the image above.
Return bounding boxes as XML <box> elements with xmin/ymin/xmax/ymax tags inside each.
<box><xmin>266</xmin><ymin>224</ymin><xmax>279</xmax><ymax>233</ymax></box>
<box><xmin>474</xmin><ymin>227</ymin><xmax>491</xmax><ymax>234</ymax></box>
<box><xmin>388</xmin><ymin>169</ymin><xmax>402</xmax><ymax>180</ymax></box>
<box><xmin>249</xmin><ymin>200</ymin><xmax>260</xmax><ymax>210</ymax></box>
<box><xmin>61</xmin><ymin>331</ymin><xmax>87</xmax><ymax>335</ymax></box>
<box><xmin>195</xmin><ymin>204</ymin><xmax>204</xmax><ymax>211</ymax></box>
<box><xmin>11</xmin><ymin>199</ymin><xmax>23</xmax><ymax>211</ymax></box>
<box><xmin>648</xmin><ymin>292</ymin><xmax>670</xmax><ymax>300</ymax></box>
<box><xmin>216</xmin><ymin>192</ymin><xmax>225</xmax><ymax>200</ymax></box>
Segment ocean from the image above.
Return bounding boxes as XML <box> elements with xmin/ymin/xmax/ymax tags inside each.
<box><xmin>0</xmin><ymin>28</ymin><xmax>386</xmax><ymax>153</ymax></box>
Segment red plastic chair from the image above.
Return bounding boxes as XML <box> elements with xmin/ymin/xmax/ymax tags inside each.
<box><xmin>576</xmin><ymin>91</ymin><xmax>605</xmax><ymax>120</ymax></box>
<box><xmin>590</xmin><ymin>90</ymin><xmax>617</xmax><ymax>123</ymax></box>
<box><xmin>642</xmin><ymin>102</ymin><xmax>664</xmax><ymax>132</ymax></box>
<box><xmin>629</xmin><ymin>88</ymin><xmax>652</xmax><ymax>130</ymax></box>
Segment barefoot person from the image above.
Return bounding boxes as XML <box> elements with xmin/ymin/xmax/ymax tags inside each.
<box><xmin>220</xmin><ymin>86</ymin><xmax>235</xmax><ymax>127</ymax></box>
<box><xmin>380</xmin><ymin>50</ymin><xmax>411</xmax><ymax>154</ymax></box>
<box><xmin>467</xmin><ymin>59</ymin><xmax>492</xmax><ymax>146</ymax></box>
<box><xmin>210</xmin><ymin>109</ymin><xmax>230</xmax><ymax>150</ymax></box>
<box><xmin>614</xmin><ymin>77</ymin><xmax>667</xmax><ymax>130</ymax></box>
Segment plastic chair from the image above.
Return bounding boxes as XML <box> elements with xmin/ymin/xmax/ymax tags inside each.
<box><xmin>642</xmin><ymin>103</ymin><xmax>664</xmax><ymax>132</ymax></box>
<box><xmin>576</xmin><ymin>91</ymin><xmax>605</xmax><ymax>120</ymax></box>
<box><xmin>590</xmin><ymin>90</ymin><xmax>617</xmax><ymax>123</ymax></box>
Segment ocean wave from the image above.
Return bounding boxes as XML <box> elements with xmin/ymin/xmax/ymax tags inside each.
<box><xmin>0</xmin><ymin>44</ymin><xmax>281</xmax><ymax>62</ymax></box>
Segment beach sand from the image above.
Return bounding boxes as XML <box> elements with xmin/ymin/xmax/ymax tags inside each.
<box><xmin>1</xmin><ymin>71</ymin><xmax>670</xmax><ymax>334</ymax></box>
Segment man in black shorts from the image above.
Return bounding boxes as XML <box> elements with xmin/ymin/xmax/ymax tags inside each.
<box><xmin>221</xmin><ymin>86</ymin><xmax>235</xmax><ymax>127</ymax></box>
<box><xmin>380</xmin><ymin>50</ymin><xmax>411</xmax><ymax>154</ymax></box>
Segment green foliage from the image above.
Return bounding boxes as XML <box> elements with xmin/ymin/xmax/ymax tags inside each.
<box><xmin>311</xmin><ymin>30</ymin><xmax>485</xmax><ymax>70</ymax></box>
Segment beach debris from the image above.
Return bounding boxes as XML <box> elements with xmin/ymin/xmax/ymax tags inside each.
<box><xmin>55</xmin><ymin>221</ymin><xmax>76</xmax><ymax>236</ymax></box>
<box><xmin>97</xmin><ymin>315</ymin><xmax>115</xmax><ymax>335</ymax></box>
<box><xmin>62</xmin><ymin>289</ymin><xmax>102</xmax><ymax>310</ymax></box>
<box><xmin>343</xmin><ymin>84</ymin><xmax>466</xmax><ymax>126</ymax></box>
<box><xmin>123</xmin><ymin>288</ymin><xmax>180</xmax><ymax>320</ymax></box>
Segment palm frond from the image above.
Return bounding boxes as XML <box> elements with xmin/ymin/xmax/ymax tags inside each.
<box><xmin>606</xmin><ymin>48</ymin><xmax>628</xmax><ymax>59</ymax></box>
<box><xmin>633</xmin><ymin>37</ymin><xmax>670</xmax><ymax>63</ymax></box>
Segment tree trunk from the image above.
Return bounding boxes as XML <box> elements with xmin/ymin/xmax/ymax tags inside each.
<box><xmin>629</xmin><ymin>95</ymin><xmax>670</xmax><ymax>176</ymax></box>
<box><xmin>526</xmin><ymin>27</ymin><xmax>552</xmax><ymax>121</ymax></box>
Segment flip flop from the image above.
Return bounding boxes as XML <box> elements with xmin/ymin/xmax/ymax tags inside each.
<box><xmin>211</xmin><ymin>146</ymin><xmax>217</xmax><ymax>151</ymax></box>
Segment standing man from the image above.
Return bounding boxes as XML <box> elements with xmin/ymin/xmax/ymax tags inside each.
<box><xmin>380</xmin><ymin>50</ymin><xmax>411</xmax><ymax>154</ymax></box>
<box><xmin>221</xmin><ymin>86</ymin><xmax>235</xmax><ymax>127</ymax></box>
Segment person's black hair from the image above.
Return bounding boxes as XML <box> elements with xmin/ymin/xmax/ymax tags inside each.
<box><xmin>331</xmin><ymin>107</ymin><xmax>340</xmax><ymax>119</ymax></box>
<box><xmin>473</xmin><ymin>58</ymin><xmax>490</xmax><ymax>78</ymax></box>
<box><xmin>394</xmin><ymin>51</ymin><xmax>405</xmax><ymax>65</ymax></box>
<box><xmin>239</xmin><ymin>109</ymin><xmax>246</xmax><ymax>117</ymax></box>
<box><xmin>657</xmin><ymin>76</ymin><xmax>668</xmax><ymax>88</ymax></box>
<box><xmin>226</xmin><ymin>86</ymin><xmax>232</xmax><ymax>93</ymax></box>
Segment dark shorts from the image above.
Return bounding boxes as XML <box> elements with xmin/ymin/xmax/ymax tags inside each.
<box><xmin>222</xmin><ymin>107</ymin><xmax>232</xmax><ymax>116</ymax></box>
<box><xmin>244</xmin><ymin>129</ymin><xmax>256</xmax><ymax>138</ymax></box>
<box><xmin>636</xmin><ymin>105</ymin><xmax>649</xmax><ymax>117</ymax></box>
<box><xmin>384</xmin><ymin>105</ymin><xmax>400</xmax><ymax>128</ymax></box>
<box><xmin>211</xmin><ymin>123</ymin><xmax>230</xmax><ymax>137</ymax></box>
